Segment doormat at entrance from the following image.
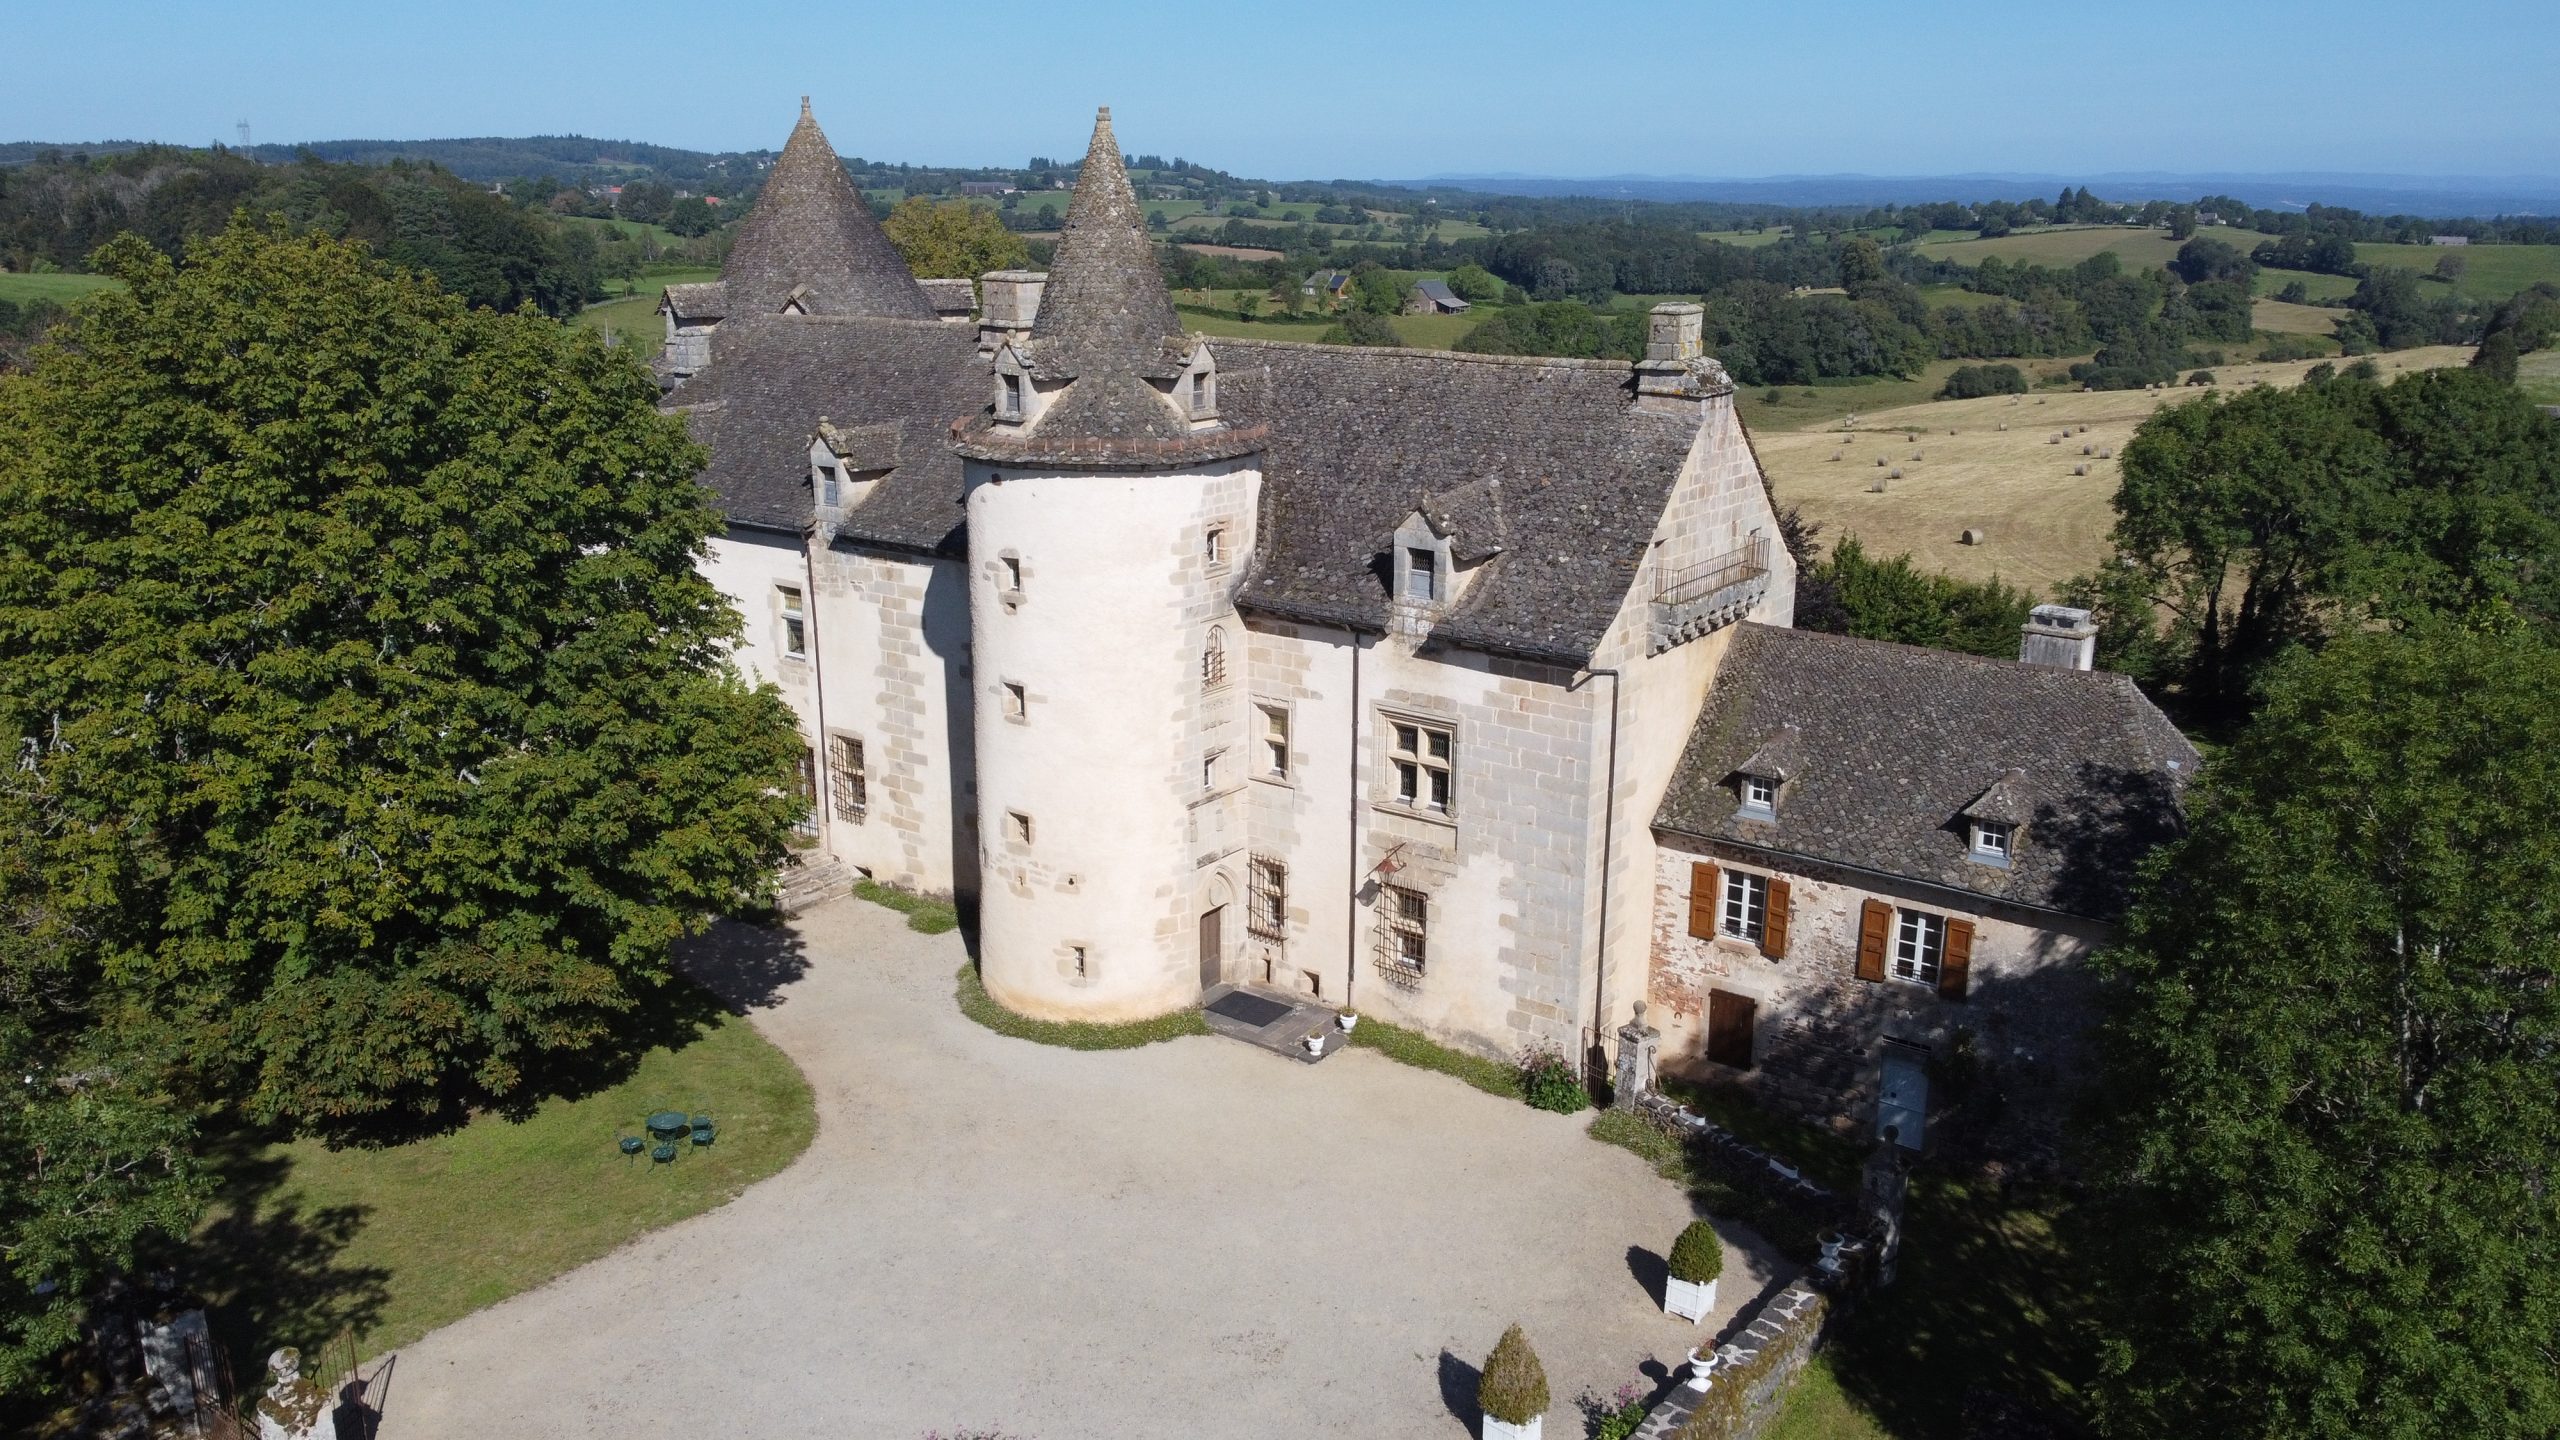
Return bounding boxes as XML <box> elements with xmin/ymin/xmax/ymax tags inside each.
<box><xmin>1206</xmin><ymin>991</ymin><xmax>1294</xmax><ymax>1029</ymax></box>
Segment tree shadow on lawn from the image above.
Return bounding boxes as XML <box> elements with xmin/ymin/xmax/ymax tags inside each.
<box><xmin>675</xmin><ymin>913</ymin><xmax>813</xmax><ymax>1014</ymax></box>
<box><xmin>180</xmin><ymin>1130</ymin><xmax>393</xmax><ymax>1401</ymax></box>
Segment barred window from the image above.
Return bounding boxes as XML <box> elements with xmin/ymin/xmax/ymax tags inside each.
<box><xmin>1384</xmin><ymin>885</ymin><xmax>1428</xmax><ymax>971</ymax></box>
<box><xmin>1201</xmin><ymin>627</ymin><xmax>1227</xmax><ymax>690</ymax></box>
<box><xmin>1249</xmin><ymin>856</ymin><xmax>1287</xmax><ymax>940</ymax></box>
<box><xmin>829</xmin><ymin>735</ymin><xmax>866</xmax><ymax>824</ymax></box>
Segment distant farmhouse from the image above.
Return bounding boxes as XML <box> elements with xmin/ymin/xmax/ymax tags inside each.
<box><xmin>1403</xmin><ymin>279</ymin><xmax>1471</xmax><ymax>315</ymax></box>
<box><xmin>1300</xmin><ymin>270</ymin><xmax>1352</xmax><ymax>302</ymax></box>
<box><xmin>653</xmin><ymin>99</ymin><xmax>2192</xmax><ymax>1155</ymax></box>
<box><xmin>959</xmin><ymin>180</ymin><xmax>1016</xmax><ymax>197</ymax></box>
<box><xmin>2428</xmin><ymin>234</ymin><xmax>2471</xmax><ymax>246</ymax></box>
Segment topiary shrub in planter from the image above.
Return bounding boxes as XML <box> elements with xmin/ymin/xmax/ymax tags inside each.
<box><xmin>1664</xmin><ymin>1218</ymin><xmax>1724</xmax><ymax>1321</ymax></box>
<box><xmin>1517</xmin><ymin>1044</ymin><xmax>1588</xmax><ymax>1114</ymax></box>
<box><xmin>1478</xmin><ymin>1324</ymin><xmax>1551</xmax><ymax>1440</ymax></box>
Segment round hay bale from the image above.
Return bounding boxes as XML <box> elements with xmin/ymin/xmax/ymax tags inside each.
<box><xmin>1868</xmin><ymin>476</ymin><xmax>1888</xmax><ymax>493</ymax></box>
<box><xmin>2048</xmin><ymin>435</ymin><xmax>2062</xmax><ymax>445</ymax></box>
<box><xmin>2078</xmin><ymin>424</ymin><xmax>2089</xmax><ymax>434</ymax></box>
<box><xmin>1830</xmin><ymin>449</ymin><xmax>1843</xmax><ymax>461</ymax></box>
<box><xmin>1876</xmin><ymin>456</ymin><xmax>1887</xmax><ymax>466</ymax></box>
<box><xmin>1889</xmin><ymin>467</ymin><xmax>1904</xmax><ymax>480</ymax></box>
<box><xmin>2083</xmin><ymin>444</ymin><xmax>2094</xmax><ymax>455</ymax></box>
<box><xmin>1911</xmin><ymin>451</ymin><xmax>1924</xmax><ymax>461</ymax></box>
<box><xmin>1998</xmin><ymin>422</ymin><xmax>2009</xmax><ymax>431</ymax></box>
<box><xmin>2073</xmin><ymin>463</ymin><xmax>2089</xmax><ymax>476</ymax></box>
<box><xmin>1959</xmin><ymin>528</ymin><xmax>1986</xmax><ymax>545</ymax></box>
<box><xmin>2099</xmin><ymin>447</ymin><xmax>2113</xmax><ymax>459</ymax></box>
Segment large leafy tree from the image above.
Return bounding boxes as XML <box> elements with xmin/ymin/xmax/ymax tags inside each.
<box><xmin>2085</xmin><ymin>624</ymin><xmax>2560</xmax><ymax>1440</ymax></box>
<box><xmin>880</xmin><ymin>196</ymin><xmax>1030</xmax><ymax>283</ymax></box>
<box><xmin>0</xmin><ymin>221</ymin><xmax>804</xmax><ymax>1377</ymax></box>
<box><xmin>2082</xmin><ymin>366</ymin><xmax>2560</xmax><ymax>728</ymax></box>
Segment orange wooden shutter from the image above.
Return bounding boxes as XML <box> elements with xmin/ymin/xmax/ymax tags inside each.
<box><xmin>1761</xmin><ymin>877</ymin><xmax>1792</xmax><ymax>959</ymax></box>
<box><xmin>1939</xmin><ymin>918</ymin><xmax>1975</xmax><ymax>1001</ymax></box>
<box><xmin>1687</xmin><ymin>862</ymin><xmax>1720</xmax><ymax>939</ymax></box>
<box><xmin>1855</xmin><ymin>899</ymin><xmax>1891</xmax><ymax>982</ymax></box>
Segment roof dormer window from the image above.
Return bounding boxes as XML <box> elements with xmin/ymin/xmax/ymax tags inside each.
<box><xmin>1000</xmin><ymin>372</ymin><xmax>1023</xmax><ymax>421</ymax></box>
<box><xmin>816</xmin><ymin>461</ymin><xmax>841</xmax><ymax>508</ymax></box>
<box><xmin>1970</xmin><ymin>821</ymin><xmax>2014</xmax><ymax>867</ymax></box>
<box><xmin>1405</xmin><ymin>546</ymin><xmax>1439</xmax><ymax>603</ymax></box>
<box><xmin>1740</xmin><ymin>774</ymin><xmax>1777</xmax><ymax>818</ymax></box>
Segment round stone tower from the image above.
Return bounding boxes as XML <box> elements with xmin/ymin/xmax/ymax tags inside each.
<box><xmin>952</xmin><ymin>108</ymin><xmax>1266</xmax><ymax>1022</ymax></box>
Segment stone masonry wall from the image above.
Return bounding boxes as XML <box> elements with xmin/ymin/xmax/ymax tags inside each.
<box><xmin>1646</xmin><ymin>836</ymin><xmax>2107</xmax><ymax>1162</ymax></box>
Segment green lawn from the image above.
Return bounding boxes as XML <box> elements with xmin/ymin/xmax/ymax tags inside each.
<box><xmin>2351</xmin><ymin>241</ymin><xmax>2560</xmax><ymax>300</ymax></box>
<box><xmin>198</xmin><ymin>984</ymin><xmax>815</xmax><ymax>1371</ymax></box>
<box><xmin>1735</xmin><ymin>359</ymin><xmax>1993</xmax><ymax>431</ymax></box>
<box><xmin>0</xmin><ymin>271</ymin><xmax>119</xmax><ymax>305</ymax></box>
<box><xmin>1700</xmin><ymin>228</ymin><xmax>1797</xmax><ymax>248</ymax></box>
<box><xmin>563</xmin><ymin>215</ymin><xmax>690</xmax><ymax>249</ymax></box>
<box><xmin>1173</xmin><ymin>289</ymin><xmax>1500</xmax><ymax>350</ymax></box>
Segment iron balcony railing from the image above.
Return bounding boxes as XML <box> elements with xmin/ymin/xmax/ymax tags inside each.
<box><xmin>1654</xmin><ymin>535</ymin><xmax>1773</xmax><ymax>610</ymax></box>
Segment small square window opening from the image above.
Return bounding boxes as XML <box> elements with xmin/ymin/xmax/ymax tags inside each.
<box><xmin>1204</xmin><ymin>525</ymin><xmax>1226</xmax><ymax>567</ymax></box>
<box><xmin>1002</xmin><ymin>682</ymin><xmax>1027</xmax><ymax>720</ymax></box>
<box><xmin>1000</xmin><ymin>555</ymin><xmax>1022</xmax><ymax>593</ymax></box>
<box><xmin>1405</xmin><ymin>546</ymin><xmax>1438</xmax><ymax>602</ymax></box>
<box><xmin>1006</xmin><ymin>811</ymin><xmax>1033</xmax><ymax>846</ymax></box>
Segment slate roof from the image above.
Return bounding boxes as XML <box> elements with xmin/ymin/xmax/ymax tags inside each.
<box><xmin>1022</xmin><ymin>108</ymin><xmax>1185</xmax><ymax>383</ymax></box>
<box><xmin>722</xmin><ymin>99</ymin><xmax>937</xmax><ymax>322</ymax></box>
<box><xmin>665</xmin><ymin>314</ymin><xmax>982</xmax><ymax>554</ymax></box>
<box><xmin>1654</xmin><ymin>624</ymin><xmax>2199</xmax><ymax>919</ymax></box>
<box><xmin>663</xmin><ymin>281</ymin><xmax>728</xmax><ymax>323</ymax></box>
<box><xmin>1213</xmin><ymin>340</ymin><xmax>1702</xmax><ymax>664</ymax></box>
<box><xmin>1411</xmin><ymin>279</ymin><xmax>1469</xmax><ymax>309</ymax></box>
<box><xmin>918</xmin><ymin>278</ymin><xmax>976</xmax><ymax>317</ymax></box>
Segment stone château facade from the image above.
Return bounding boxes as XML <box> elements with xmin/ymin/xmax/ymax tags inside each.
<box><xmin>664</xmin><ymin>100</ymin><xmax>2188</xmax><ymax>1143</ymax></box>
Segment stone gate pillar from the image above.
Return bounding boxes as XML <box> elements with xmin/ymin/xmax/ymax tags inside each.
<box><xmin>1613</xmin><ymin>1001</ymin><xmax>1660</xmax><ymax>1109</ymax></box>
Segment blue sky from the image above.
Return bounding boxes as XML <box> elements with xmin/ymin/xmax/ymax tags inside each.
<box><xmin>10</xmin><ymin>1</ymin><xmax>2556</xmax><ymax>179</ymax></box>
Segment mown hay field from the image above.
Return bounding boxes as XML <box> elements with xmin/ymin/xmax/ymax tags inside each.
<box><xmin>2349</xmin><ymin>241</ymin><xmax>2560</xmax><ymax>301</ymax></box>
<box><xmin>1912</xmin><ymin>225</ymin><xmax>2277</xmax><ymax>271</ymax></box>
<box><xmin>1754</xmin><ymin>346</ymin><xmax>2477</xmax><ymax>593</ymax></box>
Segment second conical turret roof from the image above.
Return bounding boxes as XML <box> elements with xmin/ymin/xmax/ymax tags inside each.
<box><xmin>723</xmin><ymin>97</ymin><xmax>937</xmax><ymax>321</ymax></box>
<box><xmin>1025</xmin><ymin>107</ymin><xmax>1185</xmax><ymax>379</ymax></box>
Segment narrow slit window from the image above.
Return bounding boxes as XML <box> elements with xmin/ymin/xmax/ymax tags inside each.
<box><xmin>1000</xmin><ymin>372</ymin><xmax>1023</xmax><ymax>419</ymax></box>
<box><xmin>777</xmin><ymin>586</ymin><xmax>807</xmax><ymax>658</ymax></box>
<box><xmin>1260</xmin><ymin>705</ymin><xmax>1290</xmax><ymax>778</ymax></box>
<box><xmin>817</xmin><ymin>463</ymin><xmax>841</xmax><ymax>508</ymax></box>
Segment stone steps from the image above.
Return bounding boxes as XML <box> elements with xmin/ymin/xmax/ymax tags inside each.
<box><xmin>777</xmin><ymin>854</ymin><xmax>856</xmax><ymax>916</ymax></box>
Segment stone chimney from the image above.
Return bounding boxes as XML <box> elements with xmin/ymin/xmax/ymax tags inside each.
<box><xmin>978</xmin><ymin>269</ymin><xmax>1046</xmax><ymax>356</ymax></box>
<box><xmin>1646</xmin><ymin>302</ymin><xmax>1703</xmax><ymax>362</ymax></box>
<box><xmin>2019</xmin><ymin>604</ymin><xmax>2098</xmax><ymax>670</ymax></box>
<box><xmin>1634</xmin><ymin>303</ymin><xmax>1726</xmax><ymax>413</ymax></box>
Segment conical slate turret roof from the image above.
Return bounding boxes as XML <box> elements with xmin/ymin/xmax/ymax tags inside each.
<box><xmin>1024</xmin><ymin>107</ymin><xmax>1185</xmax><ymax>379</ymax></box>
<box><xmin>723</xmin><ymin>97</ymin><xmax>936</xmax><ymax>321</ymax></box>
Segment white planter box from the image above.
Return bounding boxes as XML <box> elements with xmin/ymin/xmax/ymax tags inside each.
<box><xmin>1483</xmin><ymin>1415</ymin><xmax>1541</xmax><ymax>1440</ymax></box>
<box><xmin>1665</xmin><ymin>1274</ymin><xmax>1718</xmax><ymax>1322</ymax></box>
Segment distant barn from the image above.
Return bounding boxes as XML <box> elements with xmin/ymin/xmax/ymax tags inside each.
<box><xmin>1403</xmin><ymin>278</ymin><xmax>1471</xmax><ymax>315</ymax></box>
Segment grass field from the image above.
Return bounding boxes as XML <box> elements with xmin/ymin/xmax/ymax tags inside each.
<box><xmin>199</xmin><ymin>988</ymin><xmax>815</xmax><ymax>1371</ymax></box>
<box><xmin>1173</xmin><ymin>285</ymin><xmax>1496</xmax><ymax>350</ymax></box>
<box><xmin>1912</xmin><ymin>225</ymin><xmax>2276</xmax><ymax>272</ymax></box>
<box><xmin>2255</xmin><ymin>266</ymin><xmax>2360</xmax><ymax>302</ymax></box>
<box><xmin>563</xmin><ymin>215</ymin><xmax>690</xmax><ymax>249</ymax></box>
<box><xmin>2350</xmin><ymin>241</ymin><xmax>2560</xmax><ymax>300</ymax></box>
<box><xmin>571</xmin><ymin>266</ymin><xmax>720</xmax><ymax>357</ymax></box>
<box><xmin>2520</xmin><ymin>348</ymin><xmax>2560</xmax><ymax>406</ymax></box>
<box><xmin>1753</xmin><ymin>345</ymin><xmax>2477</xmax><ymax>592</ymax></box>
<box><xmin>2251</xmin><ymin>297</ymin><xmax>2344</xmax><ymax>335</ymax></box>
<box><xmin>0</xmin><ymin>271</ymin><xmax>119</xmax><ymax>305</ymax></box>
<box><xmin>1699</xmin><ymin>227</ymin><xmax>1796</xmax><ymax>248</ymax></box>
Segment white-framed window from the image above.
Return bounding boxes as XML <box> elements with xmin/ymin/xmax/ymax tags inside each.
<box><xmin>1893</xmin><ymin>909</ymin><xmax>1946</xmax><ymax>986</ymax></box>
<box><xmin>1389</xmin><ymin>719</ymin><xmax>1453</xmax><ymax>814</ymax></box>
<box><xmin>1259</xmin><ymin>705</ymin><xmax>1290</xmax><ymax>778</ymax></box>
<box><xmin>829</xmin><ymin>734</ymin><xmax>866</xmax><ymax>823</ymax></box>
<box><xmin>1740</xmin><ymin>774</ymin><xmax>1777</xmax><ymax>816</ymax></box>
<box><xmin>1721</xmin><ymin>869</ymin><xmax>1768</xmax><ymax>944</ymax></box>
<box><xmin>777</xmin><ymin>585</ymin><xmax>807</xmax><ymax>658</ymax></box>
<box><xmin>817</xmin><ymin>462</ymin><xmax>841</xmax><ymax>508</ymax></box>
<box><xmin>1002</xmin><ymin>682</ymin><xmax>1027</xmax><ymax>721</ymax></box>
<box><xmin>1204</xmin><ymin>524</ymin><xmax>1227</xmax><ymax>568</ymax></box>
<box><xmin>1384</xmin><ymin>884</ymin><xmax>1428</xmax><ymax>970</ymax></box>
<box><xmin>1405</xmin><ymin>546</ymin><xmax>1439</xmax><ymax>602</ymax></box>
<box><xmin>1201</xmin><ymin>627</ymin><xmax>1227</xmax><ymax>690</ymax></box>
<box><xmin>1970</xmin><ymin>822</ymin><xmax>2013</xmax><ymax>865</ymax></box>
<box><xmin>1000</xmin><ymin>372</ymin><xmax>1023</xmax><ymax>419</ymax></box>
<box><xmin>1248</xmin><ymin>856</ymin><xmax>1287</xmax><ymax>940</ymax></box>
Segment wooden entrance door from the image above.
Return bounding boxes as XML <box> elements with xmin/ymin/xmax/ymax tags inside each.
<box><xmin>1198</xmin><ymin>906</ymin><xmax>1224</xmax><ymax>991</ymax></box>
<box><xmin>1705</xmin><ymin>989</ymin><xmax>1756</xmax><ymax>1070</ymax></box>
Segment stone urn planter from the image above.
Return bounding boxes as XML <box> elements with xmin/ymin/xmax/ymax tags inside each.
<box><xmin>1337</xmin><ymin>1010</ymin><xmax>1359</xmax><ymax>1033</ymax></box>
<box><xmin>1684</xmin><ymin>1346</ymin><xmax>1721</xmax><ymax>1391</ymax></box>
<box><xmin>1303</xmin><ymin>1032</ymin><xmax>1325</xmax><ymax>1057</ymax></box>
<box><xmin>1664</xmin><ymin>1219</ymin><xmax>1723</xmax><ymax>1323</ymax></box>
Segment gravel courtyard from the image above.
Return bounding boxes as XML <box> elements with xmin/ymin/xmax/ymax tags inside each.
<box><xmin>381</xmin><ymin>895</ymin><xmax>1786</xmax><ymax>1438</ymax></box>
